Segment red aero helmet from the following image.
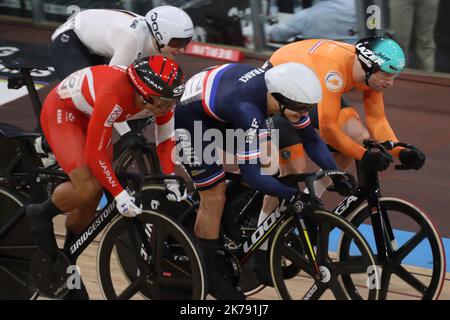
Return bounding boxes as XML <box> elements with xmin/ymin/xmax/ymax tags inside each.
<box><xmin>127</xmin><ymin>55</ymin><xmax>185</xmax><ymax>100</ymax></box>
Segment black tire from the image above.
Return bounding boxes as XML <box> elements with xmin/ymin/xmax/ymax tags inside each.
<box><xmin>123</xmin><ymin>185</ymin><xmax>267</xmax><ymax>297</ymax></box>
<box><xmin>114</xmin><ymin>143</ymin><xmax>160</xmax><ymax>176</ymax></box>
<box><xmin>0</xmin><ymin>187</ymin><xmax>38</xmax><ymax>300</ymax></box>
<box><xmin>138</xmin><ymin>184</ymin><xmax>194</xmax><ymax>225</ymax></box>
<box><xmin>270</xmin><ymin>210</ymin><xmax>380</xmax><ymax>300</ymax></box>
<box><xmin>114</xmin><ymin>184</ymin><xmax>195</xmax><ymax>284</ymax></box>
<box><xmin>97</xmin><ymin>209</ymin><xmax>206</xmax><ymax>300</ymax></box>
<box><xmin>338</xmin><ymin>197</ymin><xmax>446</xmax><ymax>300</ymax></box>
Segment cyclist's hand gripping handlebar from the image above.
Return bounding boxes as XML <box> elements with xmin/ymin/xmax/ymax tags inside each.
<box><xmin>363</xmin><ymin>140</ymin><xmax>425</xmax><ymax>171</ymax></box>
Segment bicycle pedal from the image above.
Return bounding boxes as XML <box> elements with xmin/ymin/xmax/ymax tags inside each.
<box><xmin>30</xmin><ymin>249</ymin><xmax>71</xmax><ymax>299</ymax></box>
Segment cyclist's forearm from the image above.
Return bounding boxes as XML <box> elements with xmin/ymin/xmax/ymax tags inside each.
<box><xmin>86</xmin><ymin>153</ymin><xmax>124</xmax><ymax>197</ymax></box>
<box><xmin>239</xmin><ymin>163</ymin><xmax>297</xmax><ymax>200</ymax></box>
<box><xmin>297</xmin><ymin>125</ymin><xmax>338</xmax><ymax>170</ymax></box>
<box><xmin>366</xmin><ymin>117</ymin><xmax>402</xmax><ymax>157</ymax></box>
<box><xmin>155</xmin><ymin>112</ymin><xmax>175</xmax><ymax>174</ymax></box>
<box><xmin>156</xmin><ymin>138</ymin><xmax>175</xmax><ymax>174</ymax></box>
<box><xmin>320</xmin><ymin>123</ymin><xmax>366</xmax><ymax>160</ymax></box>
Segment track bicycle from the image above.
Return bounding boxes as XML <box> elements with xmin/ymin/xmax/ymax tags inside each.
<box><xmin>0</xmin><ymin>62</ymin><xmax>206</xmax><ymax>300</ymax></box>
<box><xmin>117</xmin><ymin>170</ymin><xmax>381</xmax><ymax>300</ymax></box>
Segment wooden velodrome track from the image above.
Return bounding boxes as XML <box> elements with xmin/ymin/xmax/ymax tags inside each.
<box><xmin>0</xmin><ymin>20</ymin><xmax>449</xmax><ymax>299</ymax></box>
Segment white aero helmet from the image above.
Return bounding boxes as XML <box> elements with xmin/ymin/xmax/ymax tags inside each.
<box><xmin>145</xmin><ymin>6</ymin><xmax>194</xmax><ymax>50</ymax></box>
<box><xmin>264</xmin><ymin>62</ymin><xmax>322</xmax><ymax>112</ymax></box>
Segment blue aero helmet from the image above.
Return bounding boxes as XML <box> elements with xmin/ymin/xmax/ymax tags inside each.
<box><xmin>355</xmin><ymin>36</ymin><xmax>406</xmax><ymax>83</ymax></box>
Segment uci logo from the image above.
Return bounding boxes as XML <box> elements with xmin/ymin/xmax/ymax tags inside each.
<box><xmin>149</xmin><ymin>12</ymin><xmax>163</xmax><ymax>42</ymax></box>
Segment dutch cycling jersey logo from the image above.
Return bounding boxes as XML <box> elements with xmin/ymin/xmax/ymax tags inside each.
<box><xmin>325</xmin><ymin>71</ymin><xmax>344</xmax><ymax>92</ymax></box>
<box><xmin>355</xmin><ymin>43</ymin><xmax>386</xmax><ymax>68</ymax></box>
<box><xmin>104</xmin><ymin>105</ymin><xmax>123</xmax><ymax>127</ymax></box>
<box><xmin>99</xmin><ymin>160</ymin><xmax>117</xmax><ymax>188</ymax></box>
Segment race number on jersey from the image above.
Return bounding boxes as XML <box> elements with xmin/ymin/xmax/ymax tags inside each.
<box><xmin>180</xmin><ymin>70</ymin><xmax>208</xmax><ymax>103</ymax></box>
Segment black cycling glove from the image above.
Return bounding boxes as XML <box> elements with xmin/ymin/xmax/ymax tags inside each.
<box><xmin>399</xmin><ymin>149</ymin><xmax>426</xmax><ymax>170</ymax></box>
<box><xmin>287</xmin><ymin>191</ymin><xmax>323</xmax><ymax>211</ymax></box>
<box><xmin>330</xmin><ymin>174</ymin><xmax>358</xmax><ymax>196</ymax></box>
<box><xmin>360</xmin><ymin>150</ymin><xmax>393</xmax><ymax>172</ymax></box>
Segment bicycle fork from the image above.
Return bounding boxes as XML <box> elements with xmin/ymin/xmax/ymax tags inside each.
<box><xmin>294</xmin><ymin>210</ymin><xmax>323</xmax><ymax>281</ymax></box>
<box><xmin>368</xmin><ymin>194</ymin><xmax>397</xmax><ymax>261</ymax></box>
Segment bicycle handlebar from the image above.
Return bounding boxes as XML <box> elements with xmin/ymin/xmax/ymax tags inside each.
<box><xmin>283</xmin><ymin>170</ymin><xmax>356</xmax><ymax>199</ymax></box>
<box><xmin>363</xmin><ymin>139</ymin><xmax>421</xmax><ymax>170</ymax></box>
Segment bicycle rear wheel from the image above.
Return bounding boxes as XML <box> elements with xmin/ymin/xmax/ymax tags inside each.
<box><xmin>339</xmin><ymin>197</ymin><xmax>446</xmax><ymax>300</ymax></box>
<box><xmin>114</xmin><ymin>143</ymin><xmax>160</xmax><ymax>176</ymax></box>
<box><xmin>270</xmin><ymin>210</ymin><xmax>380</xmax><ymax>300</ymax></box>
<box><xmin>0</xmin><ymin>187</ymin><xmax>37</xmax><ymax>300</ymax></box>
<box><xmin>97</xmin><ymin>210</ymin><xmax>206</xmax><ymax>300</ymax></box>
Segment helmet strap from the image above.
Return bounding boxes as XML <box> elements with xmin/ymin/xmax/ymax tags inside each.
<box><xmin>278</xmin><ymin>102</ymin><xmax>288</xmax><ymax>118</ymax></box>
<box><xmin>364</xmin><ymin>72</ymin><xmax>372</xmax><ymax>86</ymax></box>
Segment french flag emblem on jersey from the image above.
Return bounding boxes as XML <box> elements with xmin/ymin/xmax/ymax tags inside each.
<box><xmin>201</xmin><ymin>64</ymin><xmax>235</xmax><ymax>122</ymax></box>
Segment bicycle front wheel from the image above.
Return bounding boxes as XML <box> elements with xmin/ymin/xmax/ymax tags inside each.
<box><xmin>339</xmin><ymin>197</ymin><xmax>446</xmax><ymax>300</ymax></box>
<box><xmin>97</xmin><ymin>210</ymin><xmax>206</xmax><ymax>300</ymax></box>
<box><xmin>270</xmin><ymin>210</ymin><xmax>380</xmax><ymax>300</ymax></box>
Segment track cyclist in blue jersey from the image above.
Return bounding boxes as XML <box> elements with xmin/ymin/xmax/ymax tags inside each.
<box><xmin>174</xmin><ymin>62</ymin><xmax>356</xmax><ymax>299</ymax></box>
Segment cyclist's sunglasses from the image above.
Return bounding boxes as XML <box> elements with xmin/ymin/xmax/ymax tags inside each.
<box><xmin>280</xmin><ymin>102</ymin><xmax>316</xmax><ymax>114</ymax></box>
<box><xmin>272</xmin><ymin>93</ymin><xmax>316</xmax><ymax>114</ymax></box>
<box><xmin>147</xmin><ymin>21</ymin><xmax>192</xmax><ymax>50</ymax></box>
<box><xmin>167</xmin><ymin>36</ymin><xmax>192</xmax><ymax>49</ymax></box>
<box><xmin>141</xmin><ymin>95</ymin><xmax>177</xmax><ymax>111</ymax></box>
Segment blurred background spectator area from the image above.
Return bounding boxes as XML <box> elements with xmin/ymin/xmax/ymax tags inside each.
<box><xmin>0</xmin><ymin>0</ymin><xmax>449</xmax><ymax>73</ymax></box>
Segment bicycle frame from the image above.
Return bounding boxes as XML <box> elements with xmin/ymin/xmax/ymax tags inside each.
<box><xmin>331</xmin><ymin>160</ymin><xmax>397</xmax><ymax>262</ymax></box>
<box><xmin>63</xmin><ymin>192</ymin><xmax>118</xmax><ymax>260</ymax></box>
<box><xmin>177</xmin><ymin>177</ymin><xmax>322</xmax><ymax>278</ymax></box>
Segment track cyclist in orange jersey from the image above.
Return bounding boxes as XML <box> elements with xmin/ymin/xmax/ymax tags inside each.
<box><xmin>265</xmin><ymin>37</ymin><xmax>426</xmax><ymax>195</ymax></box>
<box><xmin>251</xmin><ymin>37</ymin><xmax>427</xmax><ymax>262</ymax></box>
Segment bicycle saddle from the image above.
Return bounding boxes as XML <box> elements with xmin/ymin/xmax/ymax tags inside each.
<box><xmin>3</xmin><ymin>59</ymin><xmax>49</xmax><ymax>72</ymax></box>
<box><xmin>0</xmin><ymin>123</ymin><xmax>41</xmax><ymax>139</ymax></box>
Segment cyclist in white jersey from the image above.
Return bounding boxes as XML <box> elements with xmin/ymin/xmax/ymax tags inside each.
<box><xmin>48</xmin><ymin>5</ymin><xmax>194</xmax><ymax>137</ymax></box>
<box><xmin>50</xmin><ymin>6</ymin><xmax>193</xmax><ymax>76</ymax></box>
